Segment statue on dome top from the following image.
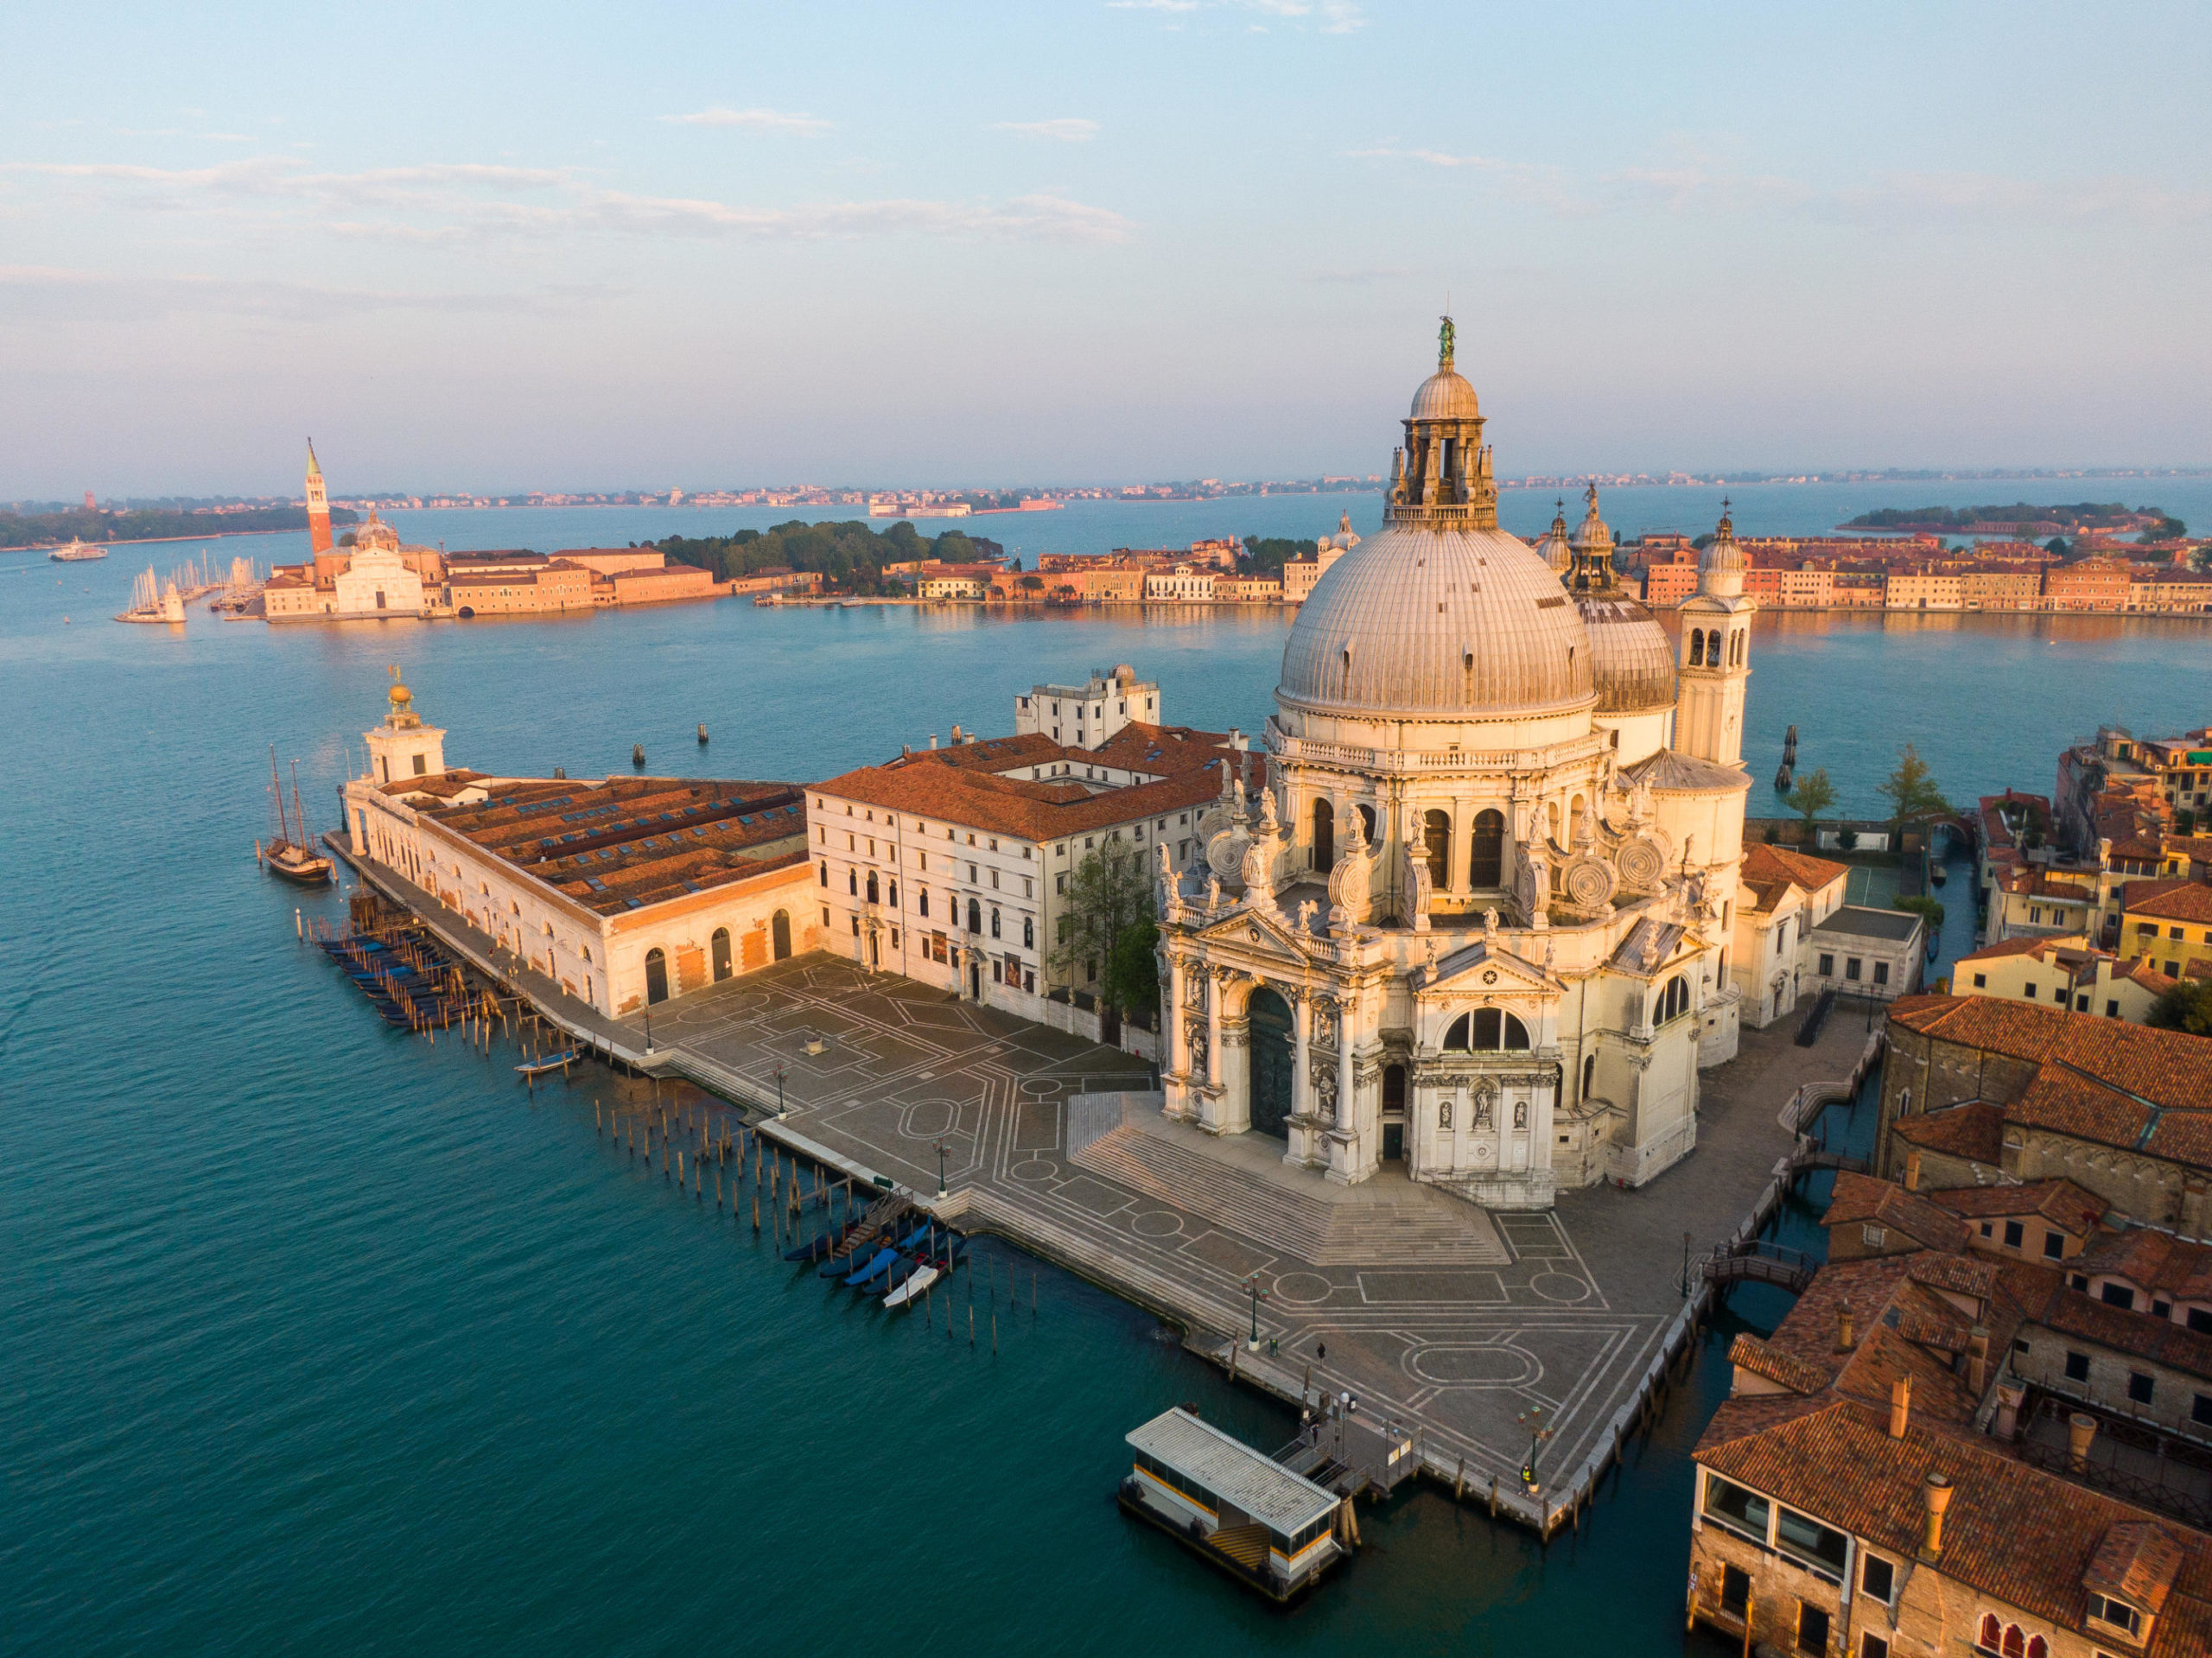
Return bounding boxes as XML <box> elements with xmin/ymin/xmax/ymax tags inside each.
<box><xmin>1438</xmin><ymin>313</ymin><xmax>1456</xmax><ymax>371</ymax></box>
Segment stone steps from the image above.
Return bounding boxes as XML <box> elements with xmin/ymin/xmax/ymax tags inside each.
<box><xmin>1075</xmin><ymin>1128</ymin><xmax>1508</xmax><ymax>1266</ymax></box>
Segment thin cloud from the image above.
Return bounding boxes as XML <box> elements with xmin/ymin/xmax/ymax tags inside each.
<box><xmin>1305</xmin><ymin>265</ymin><xmax>1411</xmax><ymax>283</ymax></box>
<box><xmin>0</xmin><ymin>264</ymin><xmax>605</xmax><ymax>324</ymax></box>
<box><xmin>992</xmin><ymin>118</ymin><xmax>1099</xmax><ymax>143</ymax></box>
<box><xmin>659</xmin><ymin>107</ymin><xmax>832</xmax><ymax>135</ymax></box>
<box><xmin>1107</xmin><ymin>1</ymin><xmax>1198</xmax><ymax>11</ymax></box>
<box><xmin>0</xmin><ymin>157</ymin><xmax>1135</xmax><ymax>245</ymax></box>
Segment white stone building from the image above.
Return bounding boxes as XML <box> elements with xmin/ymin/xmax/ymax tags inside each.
<box><xmin>1732</xmin><ymin>842</ymin><xmax>1851</xmax><ymax>1028</ymax></box>
<box><xmin>1152</xmin><ymin>327</ymin><xmax>1757</xmax><ymax>1208</ymax></box>
<box><xmin>1014</xmin><ymin>666</ymin><xmax>1162</xmax><ymax>749</ymax></box>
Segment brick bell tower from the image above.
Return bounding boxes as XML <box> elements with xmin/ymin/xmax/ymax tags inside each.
<box><xmin>306</xmin><ymin>439</ymin><xmax>333</xmax><ymax>556</ymax></box>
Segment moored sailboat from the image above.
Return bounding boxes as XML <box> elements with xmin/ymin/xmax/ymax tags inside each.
<box><xmin>257</xmin><ymin>746</ymin><xmax>333</xmax><ymax>886</ymax></box>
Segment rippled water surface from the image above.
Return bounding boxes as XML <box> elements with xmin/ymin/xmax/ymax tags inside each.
<box><xmin>5</xmin><ymin>482</ymin><xmax>2209</xmax><ymax>1654</ymax></box>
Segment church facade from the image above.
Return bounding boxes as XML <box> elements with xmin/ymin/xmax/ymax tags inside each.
<box><xmin>1154</xmin><ymin>323</ymin><xmax>1757</xmax><ymax>1209</ymax></box>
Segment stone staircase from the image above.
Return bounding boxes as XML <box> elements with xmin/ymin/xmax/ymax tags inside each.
<box><xmin>1074</xmin><ymin>1126</ymin><xmax>1508</xmax><ymax>1267</ymax></box>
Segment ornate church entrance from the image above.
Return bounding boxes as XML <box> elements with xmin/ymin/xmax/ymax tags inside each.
<box><xmin>1246</xmin><ymin>988</ymin><xmax>1294</xmax><ymax>1138</ymax></box>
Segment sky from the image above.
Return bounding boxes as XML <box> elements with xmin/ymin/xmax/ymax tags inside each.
<box><xmin>3</xmin><ymin>1</ymin><xmax>2209</xmax><ymax>496</ymax></box>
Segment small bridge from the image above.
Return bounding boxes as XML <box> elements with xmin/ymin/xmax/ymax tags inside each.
<box><xmin>1700</xmin><ymin>1241</ymin><xmax>1818</xmax><ymax>1297</ymax></box>
<box><xmin>1789</xmin><ymin>1145</ymin><xmax>1872</xmax><ymax>1178</ymax></box>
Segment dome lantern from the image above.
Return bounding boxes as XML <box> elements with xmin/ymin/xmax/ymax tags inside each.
<box><xmin>1386</xmin><ymin>314</ymin><xmax>1498</xmax><ymax>530</ymax></box>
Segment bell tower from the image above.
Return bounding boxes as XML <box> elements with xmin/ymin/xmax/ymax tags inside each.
<box><xmin>363</xmin><ymin>666</ymin><xmax>447</xmax><ymax>787</ymax></box>
<box><xmin>1676</xmin><ymin>502</ymin><xmax>1755</xmax><ymax>767</ymax></box>
<box><xmin>306</xmin><ymin>439</ymin><xmax>334</xmax><ymax>556</ymax></box>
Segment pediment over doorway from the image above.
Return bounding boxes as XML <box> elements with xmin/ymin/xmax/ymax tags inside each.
<box><xmin>1419</xmin><ymin>939</ymin><xmax>1560</xmax><ymax>999</ymax></box>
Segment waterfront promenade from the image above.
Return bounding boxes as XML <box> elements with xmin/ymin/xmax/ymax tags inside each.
<box><xmin>333</xmin><ymin>832</ymin><xmax>1871</xmax><ymax>1535</ymax></box>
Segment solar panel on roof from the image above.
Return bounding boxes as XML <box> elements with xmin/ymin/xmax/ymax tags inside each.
<box><xmin>587</xmin><ymin>878</ymin><xmax>605</xmax><ymax>890</ymax></box>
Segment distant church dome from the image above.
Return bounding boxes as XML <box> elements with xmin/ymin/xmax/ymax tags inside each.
<box><xmin>1280</xmin><ymin>321</ymin><xmax>1593</xmax><ymax>720</ymax></box>
<box><xmin>1567</xmin><ymin>484</ymin><xmax>1613</xmax><ymax>562</ymax></box>
<box><xmin>1574</xmin><ymin>592</ymin><xmax>1677</xmax><ymax>714</ymax></box>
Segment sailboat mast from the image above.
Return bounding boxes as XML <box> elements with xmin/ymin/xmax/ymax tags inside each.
<box><xmin>270</xmin><ymin>743</ymin><xmax>292</xmax><ymax>847</ymax></box>
<box><xmin>291</xmin><ymin>759</ymin><xmax>312</xmax><ymax>847</ymax></box>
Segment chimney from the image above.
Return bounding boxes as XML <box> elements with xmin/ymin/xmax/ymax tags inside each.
<box><xmin>1994</xmin><ymin>1382</ymin><xmax>2025</xmax><ymax>1441</ymax></box>
<box><xmin>1835</xmin><ymin>1299</ymin><xmax>1856</xmax><ymax>1352</ymax></box>
<box><xmin>1889</xmin><ymin>1375</ymin><xmax>1913</xmax><ymax>1439</ymax></box>
<box><xmin>2067</xmin><ymin>1412</ymin><xmax>2097</xmax><ymax>1473</ymax></box>
<box><xmin>900</xmin><ymin>743</ymin><xmax>911</xmax><ymax>757</ymax></box>
<box><xmin>928</xmin><ymin>734</ymin><xmax>938</xmax><ymax>750</ymax></box>
<box><xmin>1919</xmin><ymin>1473</ymin><xmax>1953</xmax><ymax>1562</ymax></box>
<box><xmin>951</xmin><ymin>724</ymin><xmax>963</xmax><ymax>742</ymax></box>
<box><xmin>1904</xmin><ymin>1151</ymin><xmax>1923</xmax><ymax>1192</ymax></box>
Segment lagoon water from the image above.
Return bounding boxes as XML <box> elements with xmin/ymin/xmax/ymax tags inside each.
<box><xmin>5</xmin><ymin>480</ymin><xmax>2209</xmax><ymax>1654</ymax></box>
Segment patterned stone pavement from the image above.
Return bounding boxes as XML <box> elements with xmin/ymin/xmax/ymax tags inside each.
<box><xmin>621</xmin><ymin>956</ymin><xmax>1877</xmax><ymax>1527</ymax></box>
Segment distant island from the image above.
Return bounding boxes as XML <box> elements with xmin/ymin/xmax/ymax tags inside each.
<box><xmin>0</xmin><ymin>503</ymin><xmax>358</xmax><ymax>552</ymax></box>
<box><xmin>654</xmin><ymin>518</ymin><xmax>1005</xmax><ymax>595</ymax></box>
<box><xmin>1838</xmin><ymin>500</ymin><xmax>2185</xmax><ymax>539</ymax></box>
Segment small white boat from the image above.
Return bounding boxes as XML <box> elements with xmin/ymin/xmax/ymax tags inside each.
<box><xmin>49</xmin><ymin>537</ymin><xmax>108</xmax><ymax>562</ymax></box>
<box><xmin>884</xmin><ymin>1263</ymin><xmax>939</xmax><ymax>1308</ymax></box>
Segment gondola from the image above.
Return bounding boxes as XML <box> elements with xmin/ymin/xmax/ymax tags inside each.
<box><xmin>514</xmin><ymin>1050</ymin><xmax>579</xmax><ymax>1079</ymax></box>
<box><xmin>783</xmin><ymin>1219</ymin><xmax>861</xmax><ymax>1263</ymax></box>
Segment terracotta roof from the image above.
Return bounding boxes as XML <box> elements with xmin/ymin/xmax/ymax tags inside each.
<box><xmin>2125</xmin><ymin>879</ymin><xmax>2212</xmax><ymax>924</ymax></box>
<box><xmin>1886</xmin><ymin>995</ymin><xmax>2212</xmax><ymax>1128</ymax></box>
<box><xmin>2022</xmin><ymin>1280</ymin><xmax>2212</xmax><ymax>1379</ymax></box>
<box><xmin>1823</xmin><ymin>1172</ymin><xmax>1973</xmax><ymax>1253</ymax></box>
<box><xmin>2088</xmin><ymin>1522</ymin><xmax>2187</xmax><ymax>1618</ymax></box>
<box><xmin>815</xmin><ymin>746</ymin><xmax>1255</xmax><ymax>845</ymax></box>
<box><xmin>1740</xmin><ymin>842</ymin><xmax>1850</xmax><ymax>895</ymax></box>
<box><xmin>2071</xmin><ymin>1229</ymin><xmax>2212</xmax><ymax>1302</ymax></box>
<box><xmin>1696</xmin><ymin>1396</ymin><xmax>2212</xmax><ymax>1654</ymax></box>
<box><xmin>428</xmin><ymin>776</ymin><xmax>810</xmax><ymax>917</ymax></box>
<box><xmin>1892</xmin><ymin>1101</ymin><xmax>2005</xmax><ymax>1163</ymax></box>
<box><xmin>1727</xmin><ymin>1332</ymin><xmax>1831</xmax><ymax>1396</ymax></box>
<box><xmin>1931</xmin><ymin>1178</ymin><xmax>2108</xmax><ymax>1235</ymax></box>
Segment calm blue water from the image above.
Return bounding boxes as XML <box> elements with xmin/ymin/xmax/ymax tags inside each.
<box><xmin>0</xmin><ymin>485</ymin><xmax>2202</xmax><ymax>1653</ymax></box>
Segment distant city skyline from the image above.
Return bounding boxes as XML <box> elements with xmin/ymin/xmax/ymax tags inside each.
<box><xmin>3</xmin><ymin>1</ymin><xmax>2209</xmax><ymax>495</ymax></box>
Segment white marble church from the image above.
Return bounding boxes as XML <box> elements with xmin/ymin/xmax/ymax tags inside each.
<box><xmin>1155</xmin><ymin>322</ymin><xmax>1757</xmax><ymax>1209</ymax></box>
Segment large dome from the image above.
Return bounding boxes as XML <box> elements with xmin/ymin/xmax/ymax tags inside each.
<box><xmin>1409</xmin><ymin>367</ymin><xmax>1481</xmax><ymax>422</ymax></box>
<box><xmin>1574</xmin><ymin>591</ymin><xmax>1677</xmax><ymax>714</ymax></box>
<box><xmin>1278</xmin><ymin>522</ymin><xmax>1597</xmax><ymax>717</ymax></box>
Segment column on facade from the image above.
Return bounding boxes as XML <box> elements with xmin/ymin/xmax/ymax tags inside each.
<box><xmin>1448</xmin><ymin>797</ymin><xmax>1470</xmax><ymax>897</ymax></box>
<box><xmin>1335</xmin><ymin>989</ymin><xmax>1357</xmax><ymax>1135</ymax></box>
<box><xmin>1205</xmin><ymin>968</ymin><xmax>1224</xmax><ymax>1090</ymax></box>
<box><xmin>1291</xmin><ymin>991</ymin><xmax>1312</xmax><ymax>1118</ymax></box>
<box><xmin>1166</xmin><ymin>951</ymin><xmax>1189</xmax><ymax>1077</ymax></box>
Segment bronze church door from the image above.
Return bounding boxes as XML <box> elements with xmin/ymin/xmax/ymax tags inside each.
<box><xmin>1247</xmin><ymin>988</ymin><xmax>1294</xmax><ymax>1138</ymax></box>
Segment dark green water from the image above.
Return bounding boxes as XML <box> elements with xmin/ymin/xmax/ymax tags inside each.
<box><xmin>3</xmin><ymin>522</ymin><xmax>2200</xmax><ymax>1652</ymax></box>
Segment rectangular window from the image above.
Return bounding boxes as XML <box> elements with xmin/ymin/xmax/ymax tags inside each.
<box><xmin>2065</xmin><ymin>1350</ymin><xmax>2091</xmax><ymax>1382</ymax></box>
<box><xmin>1775</xmin><ymin>1506</ymin><xmax>1849</xmax><ymax>1579</ymax></box>
<box><xmin>1859</xmin><ymin>1554</ymin><xmax>1895</xmax><ymax>1604</ymax></box>
<box><xmin>1859</xmin><ymin>1636</ymin><xmax>1889</xmax><ymax>1658</ymax></box>
<box><xmin>2128</xmin><ymin>1371</ymin><xmax>2154</xmax><ymax>1405</ymax></box>
<box><xmin>1861</xmin><ymin>1224</ymin><xmax>1886</xmax><ymax>1248</ymax></box>
<box><xmin>2043</xmin><ymin>1230</ymin><xmax>2064</xmax><ymax>1259</ymax></box>
<box><xmin>1873</xmin><ymin>962</ymin><xmax>1890</xmax><ymax>986</ymax></box>
<box><xmin>2190</xmin><ymin>1308</ymin><xmax>2212</xmax><ymax>1334</ymax></box>
<box><xmin>1973</xmin><ymin>973</ymin><xmax>1987</xmax><ymax>988</ymax></box>
<box><xmin>1796</xmin><ymin>1603</ymin><xmax>1831</xmax><ymax>1656</ymax></box>
<box><xmin>2089</xmin><ymin>1593</ymin><xmax>2141</xmax><ymax>1636</ymax></box>
<box><xmin>1701</xmin><ymin>1474</ymin><xmax>1769</xmax><ymax>1543</ymax></box>
<box><xmin>2193</xmin><ymin>1394</ymin><xmax>2212</xmax><ymax>1427</ymax></box>
<box><xmin>1720</xmin><ymin>1565</ymin><xmax>1751</xmax><ymax>1618</ymax></box>
<box><xmin>1846</xmin><ymin>958</ymin><xmax>1862</xmax><ymax>981</ymax></box>
<box><xmin>2022</xmin><ymin>981</ymin><xmax>2037</xmax><ymax>999</ymax></box>
<box><xmin>1819</xmin><ymin>953</ymin><xmax>1834</xmax><ymax>976</ymax></box>
<box><xmin>2101</xmin><ymin>1283</ymin><xmax>2136</xmax><ymax>1310</ymax></box>
<box><xmin>2004</xmin><ymin>1220</ymin><xmax>2024</xmax><ymax>1248</ymax></box>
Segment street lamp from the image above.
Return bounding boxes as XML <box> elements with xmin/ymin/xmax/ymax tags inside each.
<box><xmin>1242</xmin><ymin>1271</ymin><xmax>1269</xmax><ymax>1351</ymax></box>
<box><xmin>643</xmin><ymin>1010</ymin><xmax>652</xmax><ymax>1054</ymax></box>
<box><xmin>773</xmin><ymin>1063</ymin><xmax>788</xmax><ymax>1118</ymax></box>
<box><xmin>1516</xmin><ymin>1405</ymin><xmax>1553</xmax><ymax>1493</ymax></box>
<box><xmin>1680</xmin><ymin>1229</ymin><xmax>1694</xmax><ymax>1300</ymax></box>
<box><xmin>934</xmin><ymin>1138</ymin><xmax>950</xmax><ymax>1198</ymax></box>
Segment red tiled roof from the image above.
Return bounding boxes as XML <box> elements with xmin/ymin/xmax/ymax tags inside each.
<box><xmin>1930</xmin><ymin>1178</ymin><xmax>2107</xmax><ymax>1235</ymax></box>
<box><xmin>2125</xmin><ymin>879</ymin><xmax>2212</xmax><ymax>924</ymax></box>
<box><xmin>1888</xmin><ymin>995</ymin><xmax>2212</xmax><ymax>1119</ymax></box>
<box><xmin>1892</xmin><ymin>1101</ymin><xmax>2005</xmax><ymax>1164</ymax></box>
<box><xmin>2072</xmin><ymin>1229</ymin><xmax>2212</xmax><ymax>1302</ymax></box>
<box><xmin>1822</xmin><ymin>1172</ymin><xmax>1973</xmax><ymax>1253</ymax></box>
<box><xmin>1740</xmin><ymin>842</ymin><xmax>1849</xmax><ymax>896</ymax></box>
<box><xmin>814</xmin><ymin>745</ymin><xmax>1255</xmax><ymax>845</ymax></box>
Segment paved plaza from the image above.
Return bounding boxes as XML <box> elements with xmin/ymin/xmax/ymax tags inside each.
<box><xmin>620</xmin><ymin>955</ymin><xmax>1878</xmax><ymax>1525</ymax></box>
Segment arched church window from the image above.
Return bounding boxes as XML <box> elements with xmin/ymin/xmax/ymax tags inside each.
<box><xmin>1423</xmin><ymin>809</ymin><xmax>1450</xmax><ymax>887</ymax></box>
<box><xmin>968</xmin><ymin>898</ymin><xmax>982</xmax><ymax>933</ymax></box>
<box><xmin>1447</xmin><ymin>1009</ymin><xmax>1533</xmax><ymax>1051</ymax></box>
<box><xmin>1689</xmin><ymin>629</ymin><xmax>1705</xmax><ymax>666</ymax></box>
<box><xmin>1502</xmin><ymin>1013</ymin><xmax>1530</xmax><ymax>1050</ymax></box>
<box><xmin>1976</xmin><ymin>1616</ymin><xmax>2001</xmax><ymax>1652</ymax></box>
<box><xmin>1657</xmin><ymin>976</ymin><xmax>1691</xmax><ymax>1022</ymax></box>
<box><xmin>1474</xmin><ymin>1007</ymin><xmax>1501</xmax><ymax>1048</ymax></box>
<box><xmin>1313</xmin><ymin>798</ymin><xmax>1334</xmax><ymax>870</ymax></box>
<box><xmin>1444</xmin><ymin>1013</ymin><xmax>1471</xmax><ymax>1051</ymax></box>
<box><xmin>1469</xmin><ymin>809</ymin><xmax>1503</xmax><ymax>887</ymax></box>
<box><xmin>1582</xmin><ymin>1053</ymin><xmax>1597</xmax><ymax>1099</ymax></box>
<box><xmin>865</xmin><ymin>870</ymin><xmax>880</xmax><ymax>904</ymax></box>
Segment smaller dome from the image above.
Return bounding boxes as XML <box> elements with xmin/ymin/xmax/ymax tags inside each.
<box><xmin>1700</xmin><ymin>500</ymin><xmax>1746</xmax><ymax>578</ymax></box>
<box><xmin>1567</xmin><ymin>482</ymin><xmax>1611</xmax><ymax>554</ymax></box>
<box><xmin>1535</xmin><ymin>501</ymin><xmax>1572</xmax><ymax>575</ymax></box>
<box><xmin>1575</xmin><ymin>593</ymin><xmax>1677</xmax><ymax>714</ymax></box>
<box><xmin>1409</xmin><ymin>367</ymin><xmax>1481</xmax><ymax>422</ymax></box>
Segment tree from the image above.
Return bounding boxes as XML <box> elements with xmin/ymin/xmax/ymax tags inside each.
<box><xmin>1786</xmin><ymin>767</ymin><xmax>1836</xmax><ymax>840</ymax></box>
<box><xmin>1893</xmin><ymin>893</ymin><xmax>1945</xmax><ymax>932</ymax></box>
<box><xmin>1049</xmin><ymin>838</ymin><xmax>1156</xmax><ymax>1011</ymax></box>
<box><xmin>2044</xmin><ymin>537</ymin><xmax>2069</xmax><ymax>558</ymax></box>
<box><xmin>2147</xmin><ymin>980</ymin><xmax>2212</xmax><ymax>1038</ymax></box>
<box><xmin>1103</xmin><ymin>918</ymin><xmax>1160</xmax><ymax>1025</ymax></box>
<box><xmin>1878</xmin><ymin>745</ymin><xmax>1955</xmax><ymax>850</ymax></box>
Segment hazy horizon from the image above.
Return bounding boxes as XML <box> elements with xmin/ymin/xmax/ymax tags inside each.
<box><xmin>5</xmin><ymin>1</ymin><xmax>2208</xmax><ymax>497</ymax></box>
